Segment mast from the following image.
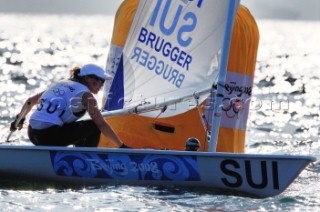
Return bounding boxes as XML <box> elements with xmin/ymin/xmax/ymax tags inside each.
<box><xmin>209</xmin><ymin>0</ymin><xmax>239</xmax><ymax>152</ymax></box>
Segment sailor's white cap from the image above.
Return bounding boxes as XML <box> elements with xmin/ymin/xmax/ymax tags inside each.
<box><xmin>78</xmin><ymin>64</ymin><xmax>111</xmax><ymax>79</ymax></box>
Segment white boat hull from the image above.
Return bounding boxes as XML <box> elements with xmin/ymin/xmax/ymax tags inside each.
<box><xmin>0</xmin><ymin>146</ymin><xmax>316</xmax><ymax>198</ymax></box>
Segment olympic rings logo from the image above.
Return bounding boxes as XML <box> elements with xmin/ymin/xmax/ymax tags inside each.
<box><xmin>53</xmin><ymin>88</ymin><xmax>65</xmax><ymax>97</ymax></box>
<box><xmin>221</xmin><ymin>97</ymin><xmax>245</xmax><ymax>119</ymax></box>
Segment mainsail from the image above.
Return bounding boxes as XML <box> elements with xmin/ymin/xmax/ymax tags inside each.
<box><xmin>104</xmin><ymin>0</ymin><xmax>240</xmax><ymax>118</ymax></box>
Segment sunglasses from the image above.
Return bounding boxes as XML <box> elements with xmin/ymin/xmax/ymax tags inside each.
<box><xmin>90</xmin><ymin>75</ymin><xmax>105</xmax><ymax>84</ymax></box>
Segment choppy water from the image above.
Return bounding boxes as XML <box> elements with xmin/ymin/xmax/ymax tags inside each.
<box><xmin>0</xmin><ymin>14</ymin><xmax>319</xmax><ymax>211</ymax></box>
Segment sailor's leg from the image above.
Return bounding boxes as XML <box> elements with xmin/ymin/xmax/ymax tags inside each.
<box><xmin>27</xmin><ymin>120</ymin><xmax>100</xmax><ymax>147</ymax></box>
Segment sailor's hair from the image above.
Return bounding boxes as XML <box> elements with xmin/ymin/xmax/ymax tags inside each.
<box><xmin>69</xmin><ymin>66</ymin><xmax>82</xmax><ymax>80</ymax></box>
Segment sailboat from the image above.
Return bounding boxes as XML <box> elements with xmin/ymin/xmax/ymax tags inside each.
<box><xmin>0</xmin><ymin>0</ymin><xmax>316</xmax><ymax>198</ymax></box>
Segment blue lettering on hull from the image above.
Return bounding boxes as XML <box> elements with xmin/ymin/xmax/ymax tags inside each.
<box><xmin>50</xmin><ymin>151</ymin><xmax>201</xmax><ymax>181</ymax></box>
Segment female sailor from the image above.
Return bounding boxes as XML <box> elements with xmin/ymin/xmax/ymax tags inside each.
<box><xmin>10</xmin><ymin>64</ymin><xmax>130</xmax><ymax>148</ymax></box>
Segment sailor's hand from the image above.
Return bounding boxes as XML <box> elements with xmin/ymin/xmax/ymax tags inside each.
<box><xmin>119</xmin><ymin>143</ymin><xmax>132</xmax><ymax>149</ymax></box>
<box><xmin>10</xmin><ymin>115</ymin><xmax>25</xmax><ymax>132</ymax></box>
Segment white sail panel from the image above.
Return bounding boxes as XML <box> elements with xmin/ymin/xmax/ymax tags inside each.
<box><xmin>105</xmin><ymin>0</ymin><xmax>238</xmax><ymax>117</ymax></box>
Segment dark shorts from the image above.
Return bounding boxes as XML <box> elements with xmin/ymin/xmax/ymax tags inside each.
<box><xmin>28</xmin><ymin>120</ymin><xmax>101</xmax><ymax>147</ymax></box>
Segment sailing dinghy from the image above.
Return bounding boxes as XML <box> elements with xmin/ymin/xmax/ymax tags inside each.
<box><xmin>0</xmin><ymin>0</ymin><xmax>316</xmax><ymax>198</ymax></box>
<box><xmin>0</xmin><ymin>146</ymin><xmax>315</xmax><ymax>198</ymax></box>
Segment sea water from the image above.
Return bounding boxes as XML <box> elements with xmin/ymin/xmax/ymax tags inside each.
<box><xmin>0</xmin><ymin>14</ymin><xmax>319</xmax><ymax>211</ymax></box>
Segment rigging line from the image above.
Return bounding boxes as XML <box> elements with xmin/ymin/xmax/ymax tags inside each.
<box><xmin>216</xmin><ymin>82</ymin><xmax>226</xmax><ymax>90</ymax></box>
<box><xmin>193</xmin><ymin>90</ymin><xmax>211</xmax><ymax>151</ymax></box>
<box><xmin>151</xmin><ymin>105</ymin><xmax>168</xmax><ymax>121</ymax></box>
<box><xmin>193</xmin><ymin>88</ymin><xmax>212</xmax><ymax>130</ymax></box>
<box><xmin>193</xmin><ymin>91</ymin><xmax>207</xmax><ymax>126</ymax></box>
<box><xmin>6</xmin><ymin>101</ymin><xmax>31</xmax><ymax>142</ymax></box>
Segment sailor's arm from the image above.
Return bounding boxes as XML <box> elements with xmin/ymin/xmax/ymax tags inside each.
<box><xmin>82</xmin><ymin>92</ymin><xmax>125</xmax><ymax>148</ymax></box>
<box><xmin>21</xmin><ymin>91</ymin><xmax>44</xmax><ymax>115</ymax></box>
<box><xmin>10</xmin><ymin>91</ymin><xmax>44</xmax><ymax>132</ymax></box>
